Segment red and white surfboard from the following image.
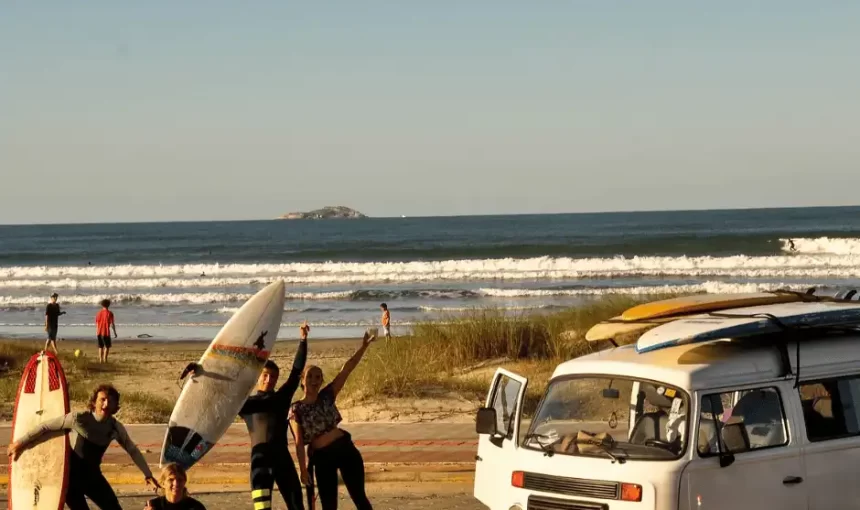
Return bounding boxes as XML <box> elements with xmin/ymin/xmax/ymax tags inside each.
<box><xmin>8</xmin><ymin>351</ymin><xmax>70</xmax><ymax>510</ymax></box>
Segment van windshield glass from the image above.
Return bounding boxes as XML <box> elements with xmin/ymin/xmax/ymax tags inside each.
<box><xmin>525</xmin><ymin>376</ymin><xmax>689</xmax><ymax>461</ymax></box>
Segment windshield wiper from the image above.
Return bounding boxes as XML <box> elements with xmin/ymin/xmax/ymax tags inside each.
<box><xmin>524</xmin><ymin>433</ymin><xmax>555</xmax><ymax>457</ymax></box>
<box><xmin>573</xmin><ymin>438</ymin><xmax>627</xmax><ymax>464</ymax></box>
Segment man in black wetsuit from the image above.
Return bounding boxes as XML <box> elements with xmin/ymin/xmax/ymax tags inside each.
<box><xmin>238</xmin><ymin>323</ymin><xmax>309</xmax><ymax>510</ymax></box>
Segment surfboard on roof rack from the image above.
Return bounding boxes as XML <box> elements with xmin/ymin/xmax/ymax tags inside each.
<box><xmin>634</xmin><ymin>301</ymin><xmax>860</xmax><ymax>354</ymax></box>
<box><xmin>618</xmin><ymin>286</ymin><xmax>860</xmax><ymax>323</ymax></box>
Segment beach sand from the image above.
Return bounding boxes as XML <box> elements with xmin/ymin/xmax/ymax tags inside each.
<box><xmin>0</xmin><ymin>336</ymin><xmax>480</xmax><ymax>424</ymax></box>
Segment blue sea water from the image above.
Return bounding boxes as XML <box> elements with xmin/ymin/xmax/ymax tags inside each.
<box><xmin>2</xmin><ymin>206</ymin><xmax>860</xmax><ymax>340</ymax></box>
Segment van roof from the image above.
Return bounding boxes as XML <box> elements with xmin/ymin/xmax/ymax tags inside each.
<box><xmin>554</xmin><ymin>333</ymin><xmax>860</xmax><ymax>391</ymax></box>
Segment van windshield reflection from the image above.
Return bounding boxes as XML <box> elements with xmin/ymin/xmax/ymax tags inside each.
<box><xmin>524</xmin><ymin>376</ymin><xmax>689</xmax><ymax>461</ymax></box>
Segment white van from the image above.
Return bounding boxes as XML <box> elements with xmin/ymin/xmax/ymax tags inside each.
<box><xmin>473</xmin><ymin>310</ymin><xmax>860</xmax><ymax>509</ymax></box>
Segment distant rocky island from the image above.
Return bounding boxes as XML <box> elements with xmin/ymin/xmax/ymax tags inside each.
<box><xmin>278</xmin><ymin>206</ymin><xmax>367</xmax><ymax>220</ymax></box>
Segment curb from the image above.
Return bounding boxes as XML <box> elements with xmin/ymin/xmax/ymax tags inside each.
<box><xmin>0</xmin><ymin>463</ymin><xmax>476</xmax><ymax>486</ymax></box>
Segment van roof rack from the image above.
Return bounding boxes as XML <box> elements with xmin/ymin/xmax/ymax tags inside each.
<box><xmin>705</xmin><ymin>310</ymin><xmax>860</xmax><ymax>387</ymax></box>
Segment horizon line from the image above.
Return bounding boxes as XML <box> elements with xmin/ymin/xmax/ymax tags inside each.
<box><xmin>2</xmin><ymin>202</ymin><xmax>860</xmax><ymax>227</ymax></box>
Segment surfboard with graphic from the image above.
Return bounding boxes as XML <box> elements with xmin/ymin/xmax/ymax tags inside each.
<box><xmin>160</xmin><ymin>280</ymin><xmax>285</xmax><ymax>469</ymax></box>
<box><xmin>9</xmin><ymin>351</ymin><xmax>70</xmax><ymax>510</ymax></box>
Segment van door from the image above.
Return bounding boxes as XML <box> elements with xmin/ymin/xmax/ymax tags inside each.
<box><xmin>797</xmin><ymin>374</ymin><xmax>860</xmax><ymax>509</ymax></box>
<box><xmin>474</xmin><ymin>368</ymin><xmax>528</xmax><ymax>510</ymax></box>
<box><xmin>680</xmin><ymin>382</ymin><xmax>807</xmax><ymax>510</ymax></box>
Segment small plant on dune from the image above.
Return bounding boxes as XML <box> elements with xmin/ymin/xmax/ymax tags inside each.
<box><xmin>341</xmin><ymin>295</ymin><xmax>678</xmax><ymax>406</ymax></box>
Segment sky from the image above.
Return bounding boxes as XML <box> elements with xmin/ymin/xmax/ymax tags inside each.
<box><xmin>2</xmin><ymin>2</ymin><xmax>860</xmax><ymax>224</ymax></box>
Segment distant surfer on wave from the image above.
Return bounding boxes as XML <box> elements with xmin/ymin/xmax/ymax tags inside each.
<box><xmin>7</xmin><ymin>383</ymin><xmax>160</xmax><ymax>510</ymax></box>
<box><xmin>237</xmin><ymin>322</ymin><xmax>310</xmax><ymax>510</ymax></box>
<box><xmin>788</xmin><ymin>238</ymin><xmax>797</xmax><ymax>252</ymax></box>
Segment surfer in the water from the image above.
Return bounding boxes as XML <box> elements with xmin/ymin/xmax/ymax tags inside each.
<box><xmin>237</xmin><ymin>322</ymin><xmax>309</xmax><ymax>510</ymax></box>
<box><xmin>290</xmin><ymin>329</ymin><xmax>377</xmax><ymax>510</ymax></box>
<box><xmin>7</xmin><ymin>383</ymin><xmax>160</xmax><ymax>510</ymax></box>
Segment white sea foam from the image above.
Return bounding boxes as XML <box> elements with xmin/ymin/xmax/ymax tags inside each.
<box><xmin>780</xmin><ymin>237</ymin><xmax>860</xmax><ymax>255</ymax></box>
<box><xmin>0</xmin><ymin>281</ymin><xmax>824</xmax><ymax>307</ymax></box>
<box><xmin>2</xmin><ymin>254</ymin><xmax>860</xmax><ymax>287</ymax></box>
<box><xmin>476</xmin><ymin>281</ymin><xmax>816</xmax><ymax>298</ymax></box>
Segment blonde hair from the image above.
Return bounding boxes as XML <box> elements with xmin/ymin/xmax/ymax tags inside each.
<box><xmin>159</xmin><ymin>462</ymin><xmax>189</xmax><ymax>497</ymax></box>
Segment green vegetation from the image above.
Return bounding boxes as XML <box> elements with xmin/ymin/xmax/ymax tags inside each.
<box><xmin>0</xmin><ymin>342</ymin><xmax>171</xmax><ymax>422</ymax></box>
<box><xmin>341</xmin><ymin>295</ymin><xmax>675</xmax><ymax>415</ymax></box>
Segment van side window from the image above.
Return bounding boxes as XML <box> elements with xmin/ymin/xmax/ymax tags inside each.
<box><xmin>697</xmin><ymin>387</ymin><xmax>788</xmax><ymax>457</ymax></box>
<box><xmin>799</xmin><ymin>377</ymin><xmax>860</xmax><ymax>441</ymax></box>
<box><xmin>491</xmin><ymin>375</ymin><xmax>523</xmax><ymax>439</ymax></box>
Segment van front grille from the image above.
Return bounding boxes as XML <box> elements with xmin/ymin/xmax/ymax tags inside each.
<box><xmin>522</xmin><ymin>472</ymin><xmax>620</xmax><ymax>500</ymax></box>
<box><xmin>527</xmin><ymin>495</ymin><xmax>609</xmax><ymax>510</ymax></box>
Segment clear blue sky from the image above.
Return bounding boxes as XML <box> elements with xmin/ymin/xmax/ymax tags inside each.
<box><xmin>2</xmin><ymin>2</ymin><xmax>859</xmax><ymax>223</ymax></box>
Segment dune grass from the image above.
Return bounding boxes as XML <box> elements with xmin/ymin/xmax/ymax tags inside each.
<box><xmin>340</xmin><ymin>294</ymin><xmax>677</xmax><ymax>415</ymax></box>
<box><xmin>0</xmin><ymin>342</ymin><xmax>171</xmax><ymax>422</ymax></box>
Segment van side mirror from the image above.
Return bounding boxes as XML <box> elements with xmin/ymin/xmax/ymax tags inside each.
<box><xmin>476</xmin><ymin>407</ymin><xmax>498</xmax><ymax>436</ymax></box>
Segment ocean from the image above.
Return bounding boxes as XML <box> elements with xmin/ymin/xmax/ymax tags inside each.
<box><xmin>2</xmin><ymin>206</ymin><xmax>860</xmax><ymax>341</ymax></box>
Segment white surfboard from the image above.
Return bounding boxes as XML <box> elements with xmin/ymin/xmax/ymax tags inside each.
<box><xmin>160</xmin><ymin>280</ymin><xmax>285</xmax><ymax>470</ymax></box>
<box><xmin>9</xmin><ymin>351</ymin><xmax>70</xmax><ymax>510</ymax></box>
<box><xmin>635</xmin><ymin>301</ymin><xmax>860</xmax><ymax>353</ymax></box>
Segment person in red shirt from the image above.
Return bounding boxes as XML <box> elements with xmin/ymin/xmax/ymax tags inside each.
<box><xmin>95</xmin><ymin>299</ymin><xmax>118</xmax><ymax>363</ymax></box>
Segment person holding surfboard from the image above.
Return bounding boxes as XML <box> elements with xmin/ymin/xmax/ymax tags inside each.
<box><xmin>290</xmin><ymin>329</ymin><xmax>377</xmax><ymax>510</ymax></box>
<box><xmin>238</xmin><ymin>322</ymin><xmax>310</xmax><ymax>510</ymax></box>
<box><xmin>7</xmin><ymin>383</ymin><xmax>160</xmax><ymax>510</ymax></box>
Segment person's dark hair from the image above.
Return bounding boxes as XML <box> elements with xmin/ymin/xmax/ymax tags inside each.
<box><xmin>264</xmin><ymin>360</ymin><xmax>279</xmax><ymax>374</ymax></box>
<box><xmin>100</xmin><ymin>299</ymin><xmax>111</xmax><ymax>308</ymax></box>
<box><xmin>380</xmin><ymin>303</ymin><xmax>387</xmax><ymax>310</ymax></box>
<box><xmin>87</xmin><ymin>383</ymin><xmax>120</xmax><ymax>412</ymax></box>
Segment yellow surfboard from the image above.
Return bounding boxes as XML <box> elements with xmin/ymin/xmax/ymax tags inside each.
<box><xmin>619</xmin><ymin>291</ymin><xmax>806</xmax><ymax>321</ymax></box>
<box><xmin>585</xmin><ymin>315</ymin><xmax>678</xmax><ymax>342</ymax></box>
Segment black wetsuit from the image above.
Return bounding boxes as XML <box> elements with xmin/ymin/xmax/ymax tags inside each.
<box><xmin>147</xmin><ymin>495</ymin><xmax>207</xmax><ymax>510</ymax></box>
<box><xmin>238</xmin><ymin>339</ymin><xmax>307</xmax><ymax>510</ymax></box>
<box><xmin>16</xmin><ymin>411</ymin><xmax>153</xmax><ymax>510</ymax></box>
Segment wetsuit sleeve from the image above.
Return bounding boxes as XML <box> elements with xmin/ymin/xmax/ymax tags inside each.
<box><xmin>16</xmin><ymin>411</ymin><xmax>78</xmax><ymax>447</ymax></box>
<box><xmin>275</xmin><ymin>339</ymin><xmax>307</xmax><ymax>406</ymax></box>
<box><xmin>113</xmin><ymin>421</ymin><xmax>154</xmax><ymax>478</ymax></box>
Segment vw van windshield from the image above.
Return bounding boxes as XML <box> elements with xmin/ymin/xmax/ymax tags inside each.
<box><xmin>524</xmin><ymin>376</ymin><xmax>689</xmax><ymax>461</ymax></box>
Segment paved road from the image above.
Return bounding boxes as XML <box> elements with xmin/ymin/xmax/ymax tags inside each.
<box><xmin>0</xmin><ymin>422</ymin><xmax>479</xmax><ymax>467</ymax></box>
<box><xmin>119</xmin><ymin>484</ymin><xmax>484</xmax><ymax>510</ymax></box>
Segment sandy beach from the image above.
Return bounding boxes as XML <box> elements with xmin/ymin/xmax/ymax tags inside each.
<box><xmin>0</xmin><ymin>335</ymin><xmax>482</xmax><ymax>424</ymax></box>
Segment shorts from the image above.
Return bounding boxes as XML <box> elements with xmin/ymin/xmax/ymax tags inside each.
<box><xmin>383</xmin><ymin>326</ymin><xmax>391</xmax><ymax>337</ymax></box>
<box><xmin>97</xmin><ymin>335</ymin><xmax>112</xmax><ymax>349</ymax></box>
<box><xmin>47</xmin><ymin>327</ymin><xmax>58</xmax><ymax>341</ymax></box>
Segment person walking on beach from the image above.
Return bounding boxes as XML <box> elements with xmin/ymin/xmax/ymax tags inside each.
<box><xmin>95</xmin><ymin>299</ymin><xmax>117</xmax><ymax>363</ymax></box>
<box><xmin>7</xmin><ymin>384</ymin><xmax>160</xmax><ymax>510</ymax></box>
<box><xmin>44</xmin><ymin>292</ymin><xmax>66</xmax><ymax>354</ymax></box>
<box><xmin>290</xmin><ymin>329</ymin><xmax>377</xmax><ymax>510</ymax></box>
<box><xmin>238</xmin><ymin>322</ymin><xmax>309</xmax><ymax>510</ymax></box>
<box><xmin>380</xmin><ymin>303</ymin><xmax>391</xmax><ymax>341</ymax></box>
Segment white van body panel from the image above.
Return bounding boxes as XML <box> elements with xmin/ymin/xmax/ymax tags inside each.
<box><xmin>474</xmin><ymin>324</ymin><xmax>860</xmax><ymax>510</ymax></box>
<box><xmin>474</xmin><ymin>368</ymin><xmax>528</xmax><ymax>509</ymax></box>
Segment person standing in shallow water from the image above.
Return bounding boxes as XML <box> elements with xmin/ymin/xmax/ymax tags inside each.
<box><xmin>44</xmin><ymin>292</ymin><xmax>66</xmax><ymax>353</ymax></box>
<box><xmin>380</xmin><ymin>303</ymin><xmax>391</xmax><ymax>341</ymax></box>
<box><xmin>95</xmin><ymin>299</ymin><xmax>117</xmax><ymax>363</ymax></box>
<box><xmin>290</xmin><ymin>330</ymin><xmax>376</xmax><ymax>510</ymax></box>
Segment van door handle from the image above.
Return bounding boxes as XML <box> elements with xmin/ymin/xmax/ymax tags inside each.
<box><xmin>783</xmin><ymin>476</ymin><xmax>803</xmax><ymax>485</ymax></box>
